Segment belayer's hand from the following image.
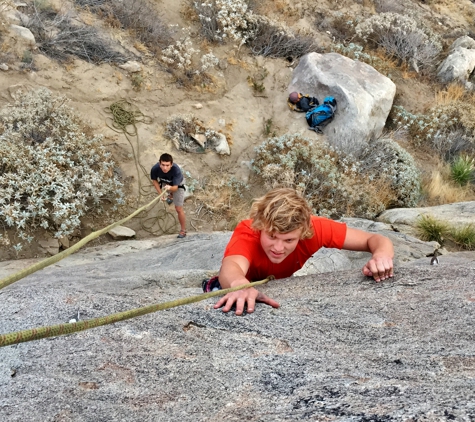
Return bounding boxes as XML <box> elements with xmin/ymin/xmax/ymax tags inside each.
<box><xmin>214</xmin><ymin>287</ymin><xmax>280</xmax><ymax>316</ymax></box>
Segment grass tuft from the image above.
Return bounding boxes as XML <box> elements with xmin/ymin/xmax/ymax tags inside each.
<box><xmin>451</xmin><ymin>224</ymin><xmax>475</xmax><ymax>251</ymax></box>
<box><xmin>416</xmin><ymin>214</ymin><xmax>449</xmax><ymax>245</ymax></box>
<box><xmin>451</xmin><ymin>155</ymin><xmax>475</xmax><ymax>186</ymax></box>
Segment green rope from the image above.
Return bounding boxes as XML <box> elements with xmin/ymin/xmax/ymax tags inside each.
<box><xmin>104</xmin><ymin>99</ymin><xmax>176</xmax><ymax>236</ymax></box>
<box><xmin>0</xmin><ymin>277</ymin><xmax>274</xmax><ymax>348</ymax></box>
<box><xmin>0</xmin><ymin>193</ymin><xmax>165</xmax><ymax>292</ymax></box>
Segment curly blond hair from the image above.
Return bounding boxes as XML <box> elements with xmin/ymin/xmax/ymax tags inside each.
<box><xmin>250</xmin><ymin>188</ymin><xmax>313</xmax><ymax>239</ymax></box>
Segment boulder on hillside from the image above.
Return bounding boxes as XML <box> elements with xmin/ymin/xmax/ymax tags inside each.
<box><xmin>9</xmin><ymin>24</ymin><xmax>35</xmax><ymax>44</ymax></box>
<box><xmin>437</xmin><ymin>44</ymin><xmax>475</xmax><ymax>85</ymax></box>
<box><xmin>449</xmin><ymin>35</ymin><xmax>475</xmax><ymax>52</ymax></box>
<box><xmin>288</xmin><ymin>52</ymin><xmax>396</xmax><ymax>154</ymax></box>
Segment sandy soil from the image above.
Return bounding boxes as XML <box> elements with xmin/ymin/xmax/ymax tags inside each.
<box><xmin>1</xmin><ymin>0</ymin><xmax>475</xmax><ymax>260</ymax></box>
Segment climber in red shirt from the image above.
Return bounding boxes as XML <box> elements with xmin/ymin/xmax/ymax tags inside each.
<box><xmin>203</xmin><ymin>188</ymin><xmax>394</xmax><ymax>315</ymax></box>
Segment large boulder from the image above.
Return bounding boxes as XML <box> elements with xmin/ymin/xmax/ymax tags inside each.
<box><xmin>288</xmin><ymin>52</ymin><xmax>396</xmax><ymax>154</ymax></box>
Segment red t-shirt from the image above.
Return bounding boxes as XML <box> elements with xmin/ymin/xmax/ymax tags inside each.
<box><xmin>224</xmin><ymin>216</ymin><xmax>347</xmax><ymax>281</ymax></box>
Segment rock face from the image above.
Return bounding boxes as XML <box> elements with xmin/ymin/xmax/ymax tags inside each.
<box><xmin>1</xmin><ymin>239</ymin><xmax>475</xmax><ymax>421</ymax></box>
<box><xmin>378</xmin><ymin>201</ymin><xmax>475</xmax><ymax>233</ymax></box>
<box><xmin>288</xmin><ymin>52</ymin><xmax>396</xmax><ymax>154</ymax></box>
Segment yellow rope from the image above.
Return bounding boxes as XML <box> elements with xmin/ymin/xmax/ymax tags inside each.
<box><xmin>0</xmin><ymin>193</ymin><xmax>165</xmax><ymax>292</ymax></box>
<box><xmin>0</xmin><ymin>278</ymin><xmax>274</xmax><ymax>347</ymax></box>
<box><xmin>104</xmin><ymin>99</ymin><xmax>176</xmax><ymax>235</ymax></box>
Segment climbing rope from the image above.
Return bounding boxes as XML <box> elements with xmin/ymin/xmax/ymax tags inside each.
<box><xmin>104</xmin><ymin>99</ymin><xmax>176</xmax><ymax>236</ymax></box>
<box><xmin>0</xmin><ymin>277</ymin><xmax>274</xmax><ymax>348</ymax></box>
<box><xmin>0</xmin><ymin>193</ymin><xmax>165</xmax><ymax>292</ymax></box>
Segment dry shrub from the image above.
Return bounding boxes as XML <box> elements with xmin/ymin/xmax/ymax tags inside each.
<box><xmin>73</xmin><ymin>0</ymin><xmax>173</xmax><ymax>55</ymax></box>
<box><xmin>247</xmin><ymin>17</ymin><xmax>317</xmax><ymax>59</ymax></box>
<box><xmin>392</xmin><ymin>103</ymin><xmax>475</xmax><ymax>159</ymax></box>
<box><xmin>190</xmin><ymin>173</ymin><xmax>252</xmax><ymax>230</ymax></box>
<box><xmin>331</xmin><ymin>43</ymin><xmax>400</xmax><ymax>79</ymax></box>
<box><xmin>26</xmin><ymin>3</ymin><xmax>128</xmax><ymax>64</ymax></box>
<box><xmin>326</xmin><ymin>12</ymin><xmax>358</xmax><ymax>42</ymax></box>
<box><xmin>252</xmin><ymin>133</ymin><xmax>393</xmax><ymax>219</ymax></box>
<box><xmin>355</xmin><ymin>12</ymin><xmax>442</xmax><ymax>73</ymax></box>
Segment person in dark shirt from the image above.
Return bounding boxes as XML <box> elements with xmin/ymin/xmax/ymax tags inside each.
<box><xmin>150</xmin><ymin>153</ymin><xmax>187</xmax><ymax>238</ymax></box>
<box><xmin>287</xmin><ymin>92</ymin><xmax>319</xmax><ymax>112</ymax></box>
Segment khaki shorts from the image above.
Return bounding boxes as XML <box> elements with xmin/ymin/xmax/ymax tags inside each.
<box><xmin>171</xmin><ymin>187</ymin><xmax>185</xmax><ymax>207</ymax></box>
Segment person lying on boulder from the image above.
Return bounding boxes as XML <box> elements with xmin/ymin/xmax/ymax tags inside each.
<box><xmin>202</xmin><ymin>188</ymin><xmax>394</xmax><ymax>315</ymax></box>
<box><xmin>287</xmin><ymin>91</ymin><xmax>319</xmax><ymax>112</ymax></box>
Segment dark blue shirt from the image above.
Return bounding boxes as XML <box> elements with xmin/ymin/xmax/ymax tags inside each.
<box><xmin>150</xmin><ymin>162</ymin><xmax>183</xmax><ymax>187</ymax></box>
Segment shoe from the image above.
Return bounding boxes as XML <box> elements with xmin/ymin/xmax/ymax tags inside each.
<box><xmin>177</xmin><ymin>230</ymin><xmax>187</xmax><ymax>238</ymax></box>
<box><xmin>202</xmin><ymin>276</ymin><xmax>221</xmax><ymax>292</ymax></box>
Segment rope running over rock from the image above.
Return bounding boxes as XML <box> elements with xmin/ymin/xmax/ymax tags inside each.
<box><xmin>0</xmin><ymin>278</ymin><xmax>274</xmax><ymax>348</ymax></box>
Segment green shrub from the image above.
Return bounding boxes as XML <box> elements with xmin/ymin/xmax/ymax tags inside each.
<box><xmin>415</xmin><ymin>214</ymin><xmax>449</xmax><ymax>245</ymax></box>
<box><xmin>450</xmin><ymin>224</ymin><xmax>475</xmax><ymax>251</ymax></box>
<box><xmin>451</xmin><ymin>155</ymin><xmax>474</xmax><ymax>186</ymax></box>
<box><xmin>357</xmin><ymin>138</ymin><xmax>421</xmax><ymax>208</ymax></box>
<box><xmin>252</xmin><ymin>134</ymin><xmax>386</xmax><ymax>219</ymax></box>
<box><xmin>0</xmin><ymin>89</ymin><xmax>124</xmax><ymax>250</ymax></box>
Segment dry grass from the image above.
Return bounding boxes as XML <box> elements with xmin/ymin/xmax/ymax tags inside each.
<box><xmin>249</xmin><ymin>0</ymin><xmax>299</xmax><ymax>24</ymax></box>
<box><xmin>422</xmin><ymin>167</ymin><xmax>475</xmax><ymax>205</ymax></box>
<box><xmin>434</xmin><ymin>83</ymin><xmax>466</xmax><ymax>106</ymax></box>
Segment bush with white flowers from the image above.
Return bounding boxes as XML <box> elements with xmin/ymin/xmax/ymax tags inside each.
<box><xmin>194</xmin><ymin>0</ymin><xmax>254</xmax><ymax>44</ymax></box>
<box><xmin>0</xmin><ymin>89</ymin><xmax>124</xmax><ymax>250</ymax></box>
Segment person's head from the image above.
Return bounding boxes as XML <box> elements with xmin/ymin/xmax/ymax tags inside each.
<box><xmin>288</xmin><ymin>92</ymin><xmax>300</xmax><ymax>104</ymax></box>
<box><xmin>159</xmin><ymin>153</ymin><xmax>173</xmax><ymax>173</ymax></box>
<box><xmin>250</xmin><ymin>188</ymin><xmax>313</xmax><ymax>263</ymax></box>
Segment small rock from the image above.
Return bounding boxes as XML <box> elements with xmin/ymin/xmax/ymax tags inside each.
<box><xmin>218</xmin><ymin>118</ymin><xmax>226</xmax><ymax>127</ymax></box>
<box><xmin>10</xmin><ymin>24</ymin><xmax>35</xmax><ymax>43</ymax></box>
<box><xmin>38</xmin><ymin>238</ymin><xmax>60</xmax><ymax>256</ymax></box>
<box><xmin>108</xmin><ymin>225</ymin><xmax>136</xmax><ymax>239</ymax></box>
<box><xmin>0</xmin><ymin>64</ymin><xmax>8</xmax><ymax>71</ymax></box>
<box><xmin>191</xmin><ymin>133</ymin><xmax>206</xmax><ymax>148</ymax></box>
<box><xmin>193</xmin><ymin>103</ymin><xmax>203</xmax><ymax>109</ymax></box>
<box><xmin>118</xmin><ymin>61</ymin><xmax>142</xmax><ymax>73</ymax></box>
<box><xmin>59</xmin><ymin>236</ymin><xmax>70</xmax><ymax>249</ymax></box>
<box><xmin>218</xmin><ymin>59</ymin><xmax>228</xmax><ymax>70</ymax></box>
<box><xmin>214</xmin><ymin>133</ymin><xmax>230</xmax><ymax>155</ymax></box>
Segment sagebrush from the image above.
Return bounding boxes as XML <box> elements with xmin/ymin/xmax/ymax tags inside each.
<box><xmin>355</xmin><ymin>12</ymin><xmax>442</xmax><ymax>72</ymax></box>
<box><xmin>0</xmin><ymin>89</ymin><xmax>124</xmax><ymax>251</ymax></box>
<box><xmin>27</xmin><ymin>2</ymin><xmax>128</xmax><ymax>64</ymax></box>
<box><xmin>252</xmin><ymin>134</ymin><xmax>389</xmax><ymax>219</ymax></box>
